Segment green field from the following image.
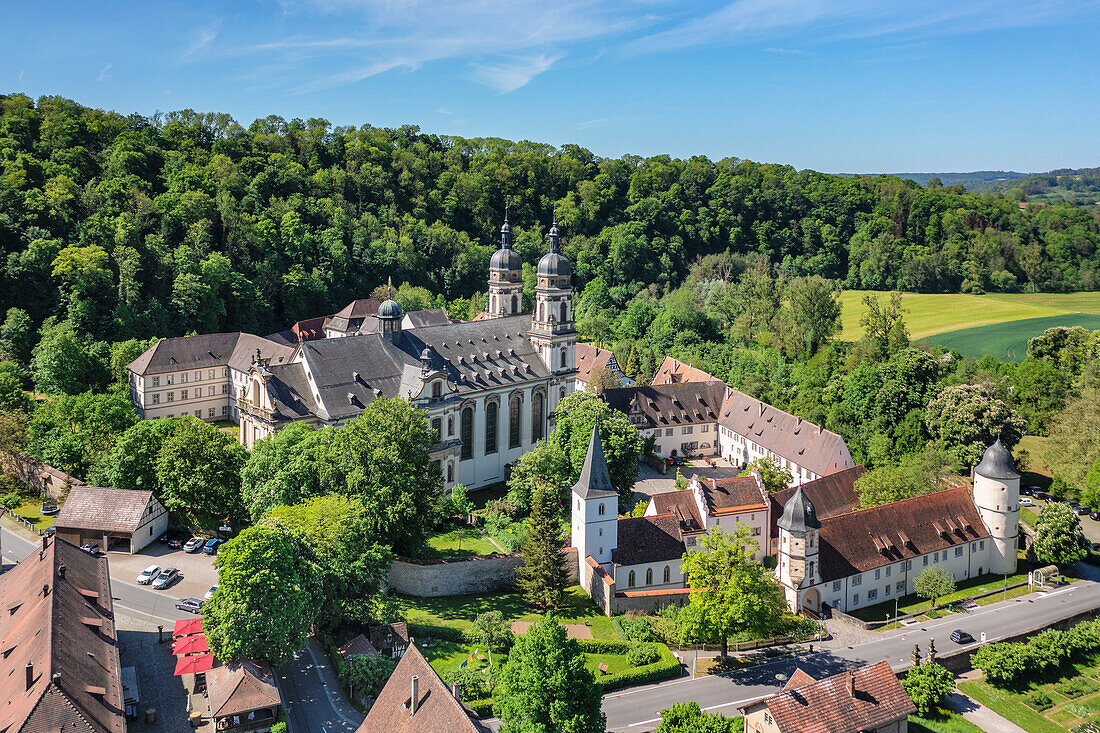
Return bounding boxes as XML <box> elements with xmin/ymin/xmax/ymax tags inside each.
<box><xmin>924</xmin><ymin>313</ymin><xmax>1100</xmax><ymax>361</ymax></box>
<box><xmin>838</xmin><ymin>290</ymin><xmax>1100</xmax><ymax>357</ymax></box>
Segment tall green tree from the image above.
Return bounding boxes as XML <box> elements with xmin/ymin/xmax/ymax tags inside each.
<box><xmin>655</xmin><ymin>702</ymin><xmax>741</xmax><ymax>733</ymax></box>
<box><xmin>681</xmin><ymin>525</ymin><xmax>787</xmax><ymax>657</ymax></box>
<box><xmin>464</xmin><ymin>611</ymin><xmax>514</xmax><ymax>667</ymax></box>
<box><xmin>155</xmin><ymin>415</ymin><xmax>246</xmax><ymax>525</ymax></box>
<box><xmin>204</xmin><ymin>524</ymin><xmax>323</xmax><ymax>667</ymax></box>
<box><xmin>742</xmin><ymin>457</ymin><xmax>792</xmax><ymax>494</ymax></box>
<box><xmin>782</xmin><ymin>275</ymin><xmax>841</xmax><ymax>356</ymax></box>
<box><xmin>1034</xmin><ymin>502</ymin><xmax>1090</xmax><ymax>567</ymax></box>
<box><xmin>858</xmin><ymin>292</ymin><xmax>909</xmax><ymax>360</ymax></box>
<box><xmin>506</xmin><ymin>440</ymin><xmax>571</xmax><ymax>513</ymax></box>
<box><xmin>517</xmin><ymin>482</ymin><xmax>569</xmax><ymax>611</ymax></box>
<box><xmin>924</xmin><ymin>384</ymin><xmax>1025</xmax><ymax>470</ymax></box>
<box><xmin>241</xmin><ymin>422</ymin><xmax>333</xmax><ymax>521</ymax></box>
<box><xmin>550</xmin><ymin>390</ymin><xmax>644</xmax><ymax>511</ymax></box>
<box><xmin>495</xmin><ymin>615</ymin><xmax>605</xmax><ymax>733</ymax></box>
<box><xmin>1</xmin><ymin>308</ymin><xmax>34</xmax><ymax>365</ymax></box>
<box><xmin>902</xmin><ymin>661</ymin><xmax>954</xmax><ymax>718</ymax></box>
<box><xmin>89</xmin><ymin>418</ymin><xmax>180</xmax><ymax>494</ymax></box>
<box><xmin>29</xmin><ymin>318</ymin><xmax>106</xmax><ymax>395</ymax></box>
<box><xmin>320</xmin><ymin>396</ymin><xmax>443</xmax><ymax>554</ymax></box>
<box><xmin>25</xmin><ymin>390</ymin><xmax>138</xmax><ymax>477</ymax></box>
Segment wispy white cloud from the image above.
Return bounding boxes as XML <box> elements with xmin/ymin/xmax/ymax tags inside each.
<box><xmin>470</xmin><ymin>54</ymin><xmax>563</xmax><ymax>93</ymax></box>
<box><xmin>763</xmin><ymin>47</ymin><xmax>811</xmax><ymax>55</ymax></box>
<box><xmin>18</xmin><ymin>70</ymin><xmax>24</xmax><ymax>84</ymax></box>
<box><xmin>179</xmin><ymin>23</ymin><xmax>219</xmax><ymax>64</ymax></box>
<box><xmin>97</xmin><ymin>63</ymin><xmax>112</xmax><ymax>82</ymax></box>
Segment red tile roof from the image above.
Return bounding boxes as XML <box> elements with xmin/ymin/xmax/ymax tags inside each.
<box><xmin>575</xmin><ymin>343</ymin><xmax>615</xmax><ymax>384</ymax></box>
<box><xmin>818</xmin><ymin>486</ymin><xmax>988</xmax><ymax>582</ymax></box>
<box><xmin>357</xmin><ymin>644</ymin><xmax>486</xmax><ymax>733</ymax></box>
<box><xmin>369</xmin><ymin>622</ymin><xmax>410</xmax><ymax>654</ymax></box>
<box><xmin>339</xmin><ymin>634</ymin><xmax>381</xmax><ymax>659</ymax></box>
<box><xmin>0</xmin><ymin>538</ymin><xmax>124</xmax><ymax>733</ymax></box>
<box><xmin>649</xmin><ymin>491</ymin><xmax>704</xmax><ymax>533</ymax></box>
<box><xmin>770</xmin><ymin>466</ymin><xmax>865</xmax><ymax>538</ymax></box>
<box><xmin>761</xmin><ymin>661</ymin><xmax>915</xmax><ymax>732</ymax></box>
<box><xmin>651</xmin><ymin>356</ymin><xmax>715</xmax><ymax>386</ymax></box>
<box><xmin>206</xmin><ymin>661</ymin><xmax>281</xmax><ymax>719</ymax></box>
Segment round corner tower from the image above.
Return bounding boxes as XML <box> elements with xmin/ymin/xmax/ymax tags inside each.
<box><xmin>972</xmin><ymin>438</ymin><xmax>1021</xmax><ymax>576</ymax></box>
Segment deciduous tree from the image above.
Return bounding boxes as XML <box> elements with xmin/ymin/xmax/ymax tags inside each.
<box><xmin>902</xmin><ymin>661</ymin><xmax>954</xmax><ymax>717</ymax></box>
<box><xmin>155</xmin><ymin>416</ymin><xmax>246</xmax><ymax>526</ymax></box>
<box><xmin>914</xmin><ymin>566</ymin><xmax>955</xmax><ymax>609</ymax></box>
<box><xmin>924</xmin><ymin>383</ymin><xmax>1025</xmax><ymax>470</ymax></box>
<box><xmin>241</xmin><ymin>422</ymin><xmax>333</xmax><ymax>521</ymax></box>
<box><xmin>1034</xmin><ymin>501</ymin><xmax>1090</xmax><ymax>567</ymax></box>
<box><xmin>655</xmin><ymin>702</ymin><xmax>741</xmax><ymax>733</ymax></box>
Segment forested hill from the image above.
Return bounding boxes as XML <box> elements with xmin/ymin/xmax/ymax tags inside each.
<box><xmin>970</xmin><ymin>168</ymin><xmax>1100</xmax><ymax>204</ymax></box>
<box><xmin>2</xmin><ymin>93</ymin><xmax>1099</xmax><ymax>347</ymax></box>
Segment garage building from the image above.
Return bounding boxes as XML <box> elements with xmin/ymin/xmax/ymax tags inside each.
<box><xmin>54</xmin><ymin>486</ymin><xmax>169</xmax><ymax>554</ymax></box>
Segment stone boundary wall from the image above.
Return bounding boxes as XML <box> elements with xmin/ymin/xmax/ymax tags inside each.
<box><xmin>829</xmin><ymin>579</ymin><xmax>1033</xmax><ymax>631</ymax></box>
<box><xmin>0</xmin><ymin>449</ymin><xmax>85</xmax><ymax>501</ymax></box>
<box><xmin>388</xmin><ymin>547</ymin><xmax>579</xmax><ymax>598</ymax></box>
<box><xmin>613</xmin><ymin>588</ymin><xmax>693</xmax><ymax>615</ymax></box>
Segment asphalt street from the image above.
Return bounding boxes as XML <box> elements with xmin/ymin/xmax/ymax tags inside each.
<box><xmin>601</xmin><ymin>575</ymin><xmax>1100</xmax><ymax>731</ymax></box>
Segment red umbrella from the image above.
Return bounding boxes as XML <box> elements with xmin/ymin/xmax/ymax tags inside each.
<box><xmin>173</xmin><ymin>618</ymin><xmax>204</xmax><ymax>637</ymax></box>
<box><xmin>173</xmin><ymin>635</ymin><xmax>210</xmax><ymax>656</ymax></box>
<box><xmin>174</xmin><ymin>653</ymin><xmax>214</xmax><ymax>676</ymax></box>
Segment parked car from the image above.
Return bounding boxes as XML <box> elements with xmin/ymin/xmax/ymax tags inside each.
<box><xmin>203</xmin><ymin>538</ymin><xmax>224</xmax><ymax>555</ymax></box>
<box><xmin>43</xmin><ymin>527</ymin><xmax>55</xmax><ymax>538</ymax></box>
<box><xmin>167</xmin><ymin>536</ymin><xmax>184</xmax><ymax>549</ymax></box>
<box><xmin>950</xmin><ymin>629</ymin><xmax>974</xmax><ymax>644</ymax></box>
<box><xmin>151</xmin><ymin>567</ymin><xmax>179</xmax><ymax>590</ymax></box>
<box><xmin>1036</xmin><ymin>492</ymin><xmax>1050</xmax><ymax>501</ymax></box>
<box><xmin>1019</xmin><ymin>497</ymin><xmax>1034</xmax><ymax>506</ymax></box>
<box><xmin>1075</xmin><ymin>505</ymin><xmax>1092</xmax><ymax>516</ymax></box>
<box><xmin>1091</xmin><ymin>512</ymin><xmax>1100</xmax><ymax>522</ymax></box>
<box><xmin>175</xmin><ymin>598</ymin><xmax>203</xmax><ymax>614</ymax></box>
<box><xmin>80</xmin><ymin>542</ymin><xmax>99</xmax><ymax>555</ymax></box>
<box><xmin>204</xmin><ymin>584</ymin><xmax>219</xmax><ymax>601</ymax></box>
<box><xmin>136</xmin><ymin>565</ymin><xmax>161</xmax><ymax>585</ymax></box>
<box><xmin>1020</xmin><ymin>487</ymin><xmax>1033</xmax><ymax>496</ymax></box>
<box><xmin>183</xmin><ymin>537</ymin><xmax>205</xmax><ymax>553</ymax></box>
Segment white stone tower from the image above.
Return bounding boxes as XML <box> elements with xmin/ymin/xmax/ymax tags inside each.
<box><xmin>487</xmin><ymin>209</ymin><xmax>523</xmax><ymax>318</ymax></box>
<box><xmin>777</xmin><ymin>485</ymin><xmax>822</xmax><ymax>613</ymax></box>
<box><xmin>571</xmin><ymin>423</ymin><xmax>618</xmax><ymax>571</ymax></box>
<box><xmin>530</xmin><ymin>213</ymin><xmax>576</xmax><ymax>410</ymax></box>
<box><xmin>972</xmin><ymin>438</ymin><xmax>1021</xmax><ymax>576</ymax></box>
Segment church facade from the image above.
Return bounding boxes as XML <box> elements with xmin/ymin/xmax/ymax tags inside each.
<box><xmin>127</xmin><ymin>215</ymin><xmax>577</xmax><ymax>491</ymax></box>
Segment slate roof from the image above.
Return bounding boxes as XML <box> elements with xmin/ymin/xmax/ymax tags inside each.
<box><xmin>817</xmin><ymin>486</ymin><xmax>989</xmax><ymax>583</ymax></box>
<box><xmin>770</xmin><ymin>466</ymin><xmax>864</xmax><ymax>539</ymax></box>
<box><xmin>402</xmin><ymin>308</ymin><xmax>452</xmax><ymax>329</ymax></box>
<box><xmin>327</xmin><ymin>298</ymin><xmax>381</xmax><ymax>334</ymax></box>
<box><xmin>573</xmin><ymin>425</ymin><xmax>618</xmax><ymax>500</ymax></box>
<box><xmin>127</xmin><ymin>333</ymin><xmax>242</xmax><ymax>376</ymax></box>
<box><xmin>264</xmin><ymin>363</ymin><xmax>318</xmax><ymax>419</ymax></box>
<box><xmin>754</xmin><ymin>660</ymin><xmax>914</xmax><ymax>733</ymax></box>
<box><xmin>357</xmin><ymin>644</ymin><xmax>487</xmax><ymax>733</ymax></box>
<box><xmin>777</xmin><ymin>486</ymin><xmax>822</xmax><ymax>533</ymax></box>
<box><xmin>613</xmin><ymin>514</ymin><xmax>686</xmax><ymax>567</ymax></box>
<box><xmin>974</xmin><ymin>438</ymin><xmax>1021</xmax><ymax>480</ymax></box>
<box><xmin>602</xmin><ymin>382</ymin><xmax>728</xmax><ymax>430</ymax></box>
<box><xmin>0</xmin><ymin>538</ymin><xmax>124</xmax><ymax>733</ymax></box>
<box><xmin>54</xmin><ymin>486</ymin><xmax>158</xmax><ymax>534</ymax></box>
<box><xmin>651</xmin><ymin>356</ymin><xmax>715</xmax><ymax>386</ymax></box>
<box><xmin>206</xmin><ymin>661</ymin><xmax>281</xmax><ymax>719</ymax></box>
<box><xmin>298</xmin><ymin>333</ymin><xmax>410</xmax><ymax>421</ymax></box>
<box><xmin>696</xmin><ymin>475</ymin><xmax>768</xmax><ymax>515</ymax></box>
<box><xmin>227</xmin><ymin>333</ymin><xmax>296</xmax><ymax>374</ymax></box>
<box><xmin>718</xmin><ymin>390</ymin><xmax>849</xmax><ymax>476</ymax></box>
<box><xmin>649</xmin><ymin>491</ymin><xmax>704</xmax><ymax>533</ymax></box>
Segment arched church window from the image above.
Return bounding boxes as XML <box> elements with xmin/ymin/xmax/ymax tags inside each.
<box><xmin>539</xmin><ymin>303</ymin><xmax>545</xmax><ymax>321</ymax></box>
<box><xmin>663</xmin><ymin>566</ymin><xmax>670</xmax><ymax>583</ymax></box>
<box><xmin>532</xmin><ymin>393</ymin><xmax>545</xmax><ymax>442</ymax></box>
<box><xmin>460</xmin><ymin>407</ymin><xmax>473</xmax><ymax>461</ymax></box>
<box><xmin>628</xmin><ymin>571</ymin><xmax>635</xmax><ymax>588</ymax></box>
<box><xmin>485</xmin><ymin>402</ymin><xmax>498</xmax><ymax>455</ymax></box>
<box><xmin>447</xmin><ymin>463</ymin><xmax>454</xmax><ymax>482</ymax></box>
<box><xmin>645</xmin><ymin>568</ymin><xmax>653</xmax><ymax>586</ymax></box>
<box><xmin>512</xmin><ymin>295</ymin><xmax>518</xmax><ymax>313</ymax></box>
<box><xmin>432</xmin><ymin>381</ymin><xmax>442</xmax><ymax>398</ymax></box>
<box><xmin>509</xmin><ymin>395</ymin><xmax>521</xmax><ymax>449</ymax></box>
<box><xmin>598</xmin><ymin>503</ymin><xmax>605</xmax><ymax>516</ymax></box>
<box><xmin>560</xmin><ymin>302</ymin><xmax>567</xmax><ymax>322</ymax></box>
<box><xmin>448</xmin><ymin>416</ymin><xmax>454</xmax><ymax>436</ymax></box>
<box><xmin>560</xmin><ymin>348</ymin><xmax>567</xmax><ymax>369</ymax></box>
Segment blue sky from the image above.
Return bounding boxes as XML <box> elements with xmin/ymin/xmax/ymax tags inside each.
<box><xmin>3</xmin><ymin>0</ymin><xmax>1099</xmax><ymax>172</ymax></box>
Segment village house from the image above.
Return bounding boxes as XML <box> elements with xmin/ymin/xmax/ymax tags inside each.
<box><xmin>740</xmin><ymin>661</ymin><xmax>915</xmax><ymax>733</ymax></box>
<box><xmin>0</xmin><ymin>536</ymin><xmax>124</xmax><ymax>733</ymax></box>
<box><xmin>205</xmin><ymin>660</ymin><xmax>283</xmax><ymax>732</ymax></box>
<box><xmin>127</xmin><ymin>215</ymin><xmax>578</xmax><ymax>490</ymax></box>
<box><xmin>574</xmin><ymin>342</ymin><xmax>632</xmax><ymax>392</ymax></box>
<box><xmin>53</xmin><ymin>485</ymin><xmax>169</xmax><ymax>554</ymax></box>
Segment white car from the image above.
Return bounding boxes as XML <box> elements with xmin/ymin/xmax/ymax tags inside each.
<box><xmin>1019</xmin><ymin>497</ymin><xmax>1034</xmax><ymax>506</ymax></box>
<box><xmin>205</xmin><ymin>584</ymin><xmax>219</xmax><ymax>601</ymax></box>
<box><xmin>136</xmin><ymin>565</ymin><xmax>161</xmax><ymax>585</ymax></box>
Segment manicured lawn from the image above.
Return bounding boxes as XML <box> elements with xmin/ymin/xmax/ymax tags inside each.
<box><xmin>907</xmin><ymin>709</ymin><xmax>984</xmax><ymax>733</ymax></box>
<box><xmin>9</xmin><ymin>496</ymin><xmax>56</xmax><ymax>530</ymax></box>
<box><xmin>395</xmin><ymin>585</ymin><xmax>620</xmax><ymax>640</ymax></box>
<box><xmin>421</xmin><ymin>527</ymin><xmax>500</xmax><ymax>559</ymax></box>
<box><xmin>1020</xmin><ymin>507</ymin><xmax>1041</xmax><ymax>529</ymax></box>
<box><xmin>959</xmin><ymin>652</ymin><xmax>1100</xmax><ymax>733</ymax></box>
<box><xmin>849</xmin><ymin>572</ymin><xmax>1030</xmax><ymax>623</ymax></box>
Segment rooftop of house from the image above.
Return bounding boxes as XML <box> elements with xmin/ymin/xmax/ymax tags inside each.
<box><xmin>356</xmin><ymin>644</ymin><xmax>487</xmax><ymax>733</ymax></box>
<box><xmin>648</xmin><ymin>490</ymin><xmax>704</xmax><ymax>533</ymax></box>
<box><xmin>369</xmin><ymin>622</ymin><xmax>410</xmax><ymax>652</ymax></box>
<box><xmin>749</xmin><ymin>661</ymin><xmax>915</xmax><ymax>733</ymax></box>
<box><xmin>575</xmin><ymin>343</ymin><xmax>626</xmax><ymax>385</ymax></box>
<box><xmin>338</xmin><ymin>635</ymin><xmax>380</xmax><ymax>660</ymax></box>
<box><xmin>695</xmin><ymin>475</ymin><xmax>768</xmax><ymax>515</ymax></box>
<box><xmin>206</xmin><ymin>660</ymin><xmax>281</xmax><ymax>719</ymax></box>
<box><xmin>127</xmin><ymin>332</ymin><xmax>243</xmax><ymax>376</ymax></box>
<box><xmin>613</xmin><ymin>514</ymin><xmax>686</xmax><ymax>567</ymax></box>
<box><xmin>0</xmin><ymin>538</ymin><xmax>124</xmax><ymax>733</ymax></box>
<box><xmin>817</xmin><ymin>485</ymin><xmax>989</xmax><ymax>582</ymax></box>
<box><xmin>651</xmin><ymin>356</ymin><xmax>715</xmax><ymax>386</ymax></box>
<box><xmin>54</xmin><ymin>485</ymin><xmax>159</xmax><ymax>534</ymax></box>
<box><xmin>769</xmin><ymin>466</ymin><xmax>865</xmax><ymax>539</ymax></box>
<box><xmin>601</xmin><ymin>381</ymin><xmax>729</xmax><ymax>430</ymax></box>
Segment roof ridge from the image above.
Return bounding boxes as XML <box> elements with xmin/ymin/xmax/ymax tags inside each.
<box><xmin>824</xmin><ymin>484</ymin><xmax>970</xmax><ymax>521</ymax></box>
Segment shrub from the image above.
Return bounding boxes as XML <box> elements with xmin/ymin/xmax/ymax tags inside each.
<box><xmin>627</xmin><ymin>643</ymin><xmax>661</xmax><ymax>667</ymax></box>
<box><xmin>1025</xmin><ymin>690</ymin><xmax>1053</xmax><ymax>711</ymax></box>
<box><xmin>463</xmin><ymin>698</ymin><xmax>494</xmax><ymax>717</ymax></box>
<box><xmin>762</xmin><ymin>556</ymin><xmax>778</xmax><ymax>571</ymax></box>
<box><xmin>1028</xmin><ymin>628</ymin><xmax>1071</xmax><ymax>672</ymax></box>
<box><xmin>597</xmin><ymin>645</ymin><xmax>681</xmax><ymax>691</ymax></box>
<box><xmin>575</xmin><ymin>639</ymin><xmax>633</xmax><ymax>654</ymax></box>
<box><xmin>622</xmin><ymin>616</ymin><xmax>657</xmax><ymax>643</ymax></box>
<box><xmin>0</xmin><ymin>491</ymin><xmax>22</xmax><ymax>510</ymax></box>
<box><xmin>971</xmin><ymin>642</ymin><xmax>1030</xmax><ymax>686</ymax></box>
<box><xmin>901</xmin><ymin>662</ymin><xmax>954</xmax><ymax>717</ymax></box>
<box><xmin>1060</xmin><ymin>677</ymin><xmax>1098</xmax><ymax>699</ymax></box>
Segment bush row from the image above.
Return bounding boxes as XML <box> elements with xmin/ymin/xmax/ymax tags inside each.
<box><xmin>596</xmin><ymin>644</ymin><xmax>681</xmax><ymax>692</ymax></box>
<box><xmin>971</xmin><ymin>617</ymin><xmax>1100</xmax><ymax>687</ymax></box>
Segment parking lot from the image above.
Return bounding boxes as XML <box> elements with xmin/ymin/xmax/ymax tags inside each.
<box><xmin>1022</xmin><ymin>490</ymin><xmax>1100</xmax><ymax>545</ymax></box>
<box><xmin>108</xmin><ymin>538</ymin><xmax>220</xmax><ymax>602</ymax></box>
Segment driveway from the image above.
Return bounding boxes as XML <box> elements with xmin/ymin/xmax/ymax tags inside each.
<box><xmin>109</xmin><ymin>540</ymin><xmax>220</xmax><ymax>600</ymax></box>
<box><xmin>634</xmin><ymin>457</ymin><xmax>745</xmax><ymax>504</ymax></box>
<box><xmin>1025</xmin><ymin>495</ymin><xmax>1100</xmax><ymax>544</ymax></box>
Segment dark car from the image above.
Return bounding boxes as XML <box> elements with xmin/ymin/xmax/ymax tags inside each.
<box><xmin>43</xmin><ymin>527</ymin><xmax>55</xmax><ymax>538</ymax></box>
<box><xmin>183</xmin><ymin>537</ymin><xmax>205</xmax><ymax>553</ymax></box>
<box><xmin>80</xmin><ymin>542</ymin><xmax>99</xmax><ymax>555</ymax></box>
<box><xmin>1075</xmin><ymin>505</ymin><xmax>1092</xmax><ymax>516</ymax></box>
<box><xmin>167</xmin><ymin>536</ymin><xmax>185</xmax><ymax>549</ymax></box>
<box><xmin>1020</xmin><ymin>487</ymin><xmax>1033</xmax><ymax>496</ymax></box>
<box><xmin>203</xmin><ymin>538</ymin><xmax>224</xmax><ymax>555</ymax></box>
<box><xmin>1036</xmin><ymin>492</ymin><xmax>1050</xmax><ymax>501</ymax></box>
<box><xmin>950</xmin><ymin>629</ymin><xmax>974</xmax><ymax>644</ymax></box>
<box><xmin>1091</xmin><ymin>512</ymin><xmax>1100</xmax><ymax>521</ymax></box>
<box><xmin>175</xmin><ymin>598</ymin><xmax>203</xmax><ymax>614</ymax></box>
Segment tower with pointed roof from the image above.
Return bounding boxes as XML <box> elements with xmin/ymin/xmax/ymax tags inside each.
<box><xmin>972</xmin><ymin>438</ymin><xmax>1020</xmax><ymax>575</ymax></box>
<box><xmin>571</xmin><ymin>423</ymin><xmax>619</xmax><ymax>570</ymax></box>
<box><xmin>529</xmin><ymin>213</ymin><xmax>576</xmax><ymax>405</ymax></box>
<box><xmin>488</xmin><ymin>208</ymin><xmax>523</xmax><ymax>318</ymax></box>
<box><xmin>777</xmin><ymin>485</ymin><xmax>822</xmax><ymax>611</ymax></box>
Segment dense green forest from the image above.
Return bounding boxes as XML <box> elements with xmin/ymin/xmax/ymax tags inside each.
<box><xmin>2</xmin><ymin>92</ymin><xmax>1100</xmax><ymax>351</ymax></box>
<box><xmin>975</xmin><ymin>167</ymin><xmax>1100</xmax><ymax>205</ymax></box>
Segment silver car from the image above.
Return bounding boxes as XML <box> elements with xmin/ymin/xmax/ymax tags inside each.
<box><xmin>151</xmin><ymin>567</ymin><xmax>179</xmax><ymax>590</ymax></box>
<box><xmin>136</xmin><ymin>565</ymin><xmax>160</xmax><ymax>585</ymax></box>
<box><xmin>204</xmin><ymin>584</ymin><xmax>219</xmax><ymax>601</ymax></box>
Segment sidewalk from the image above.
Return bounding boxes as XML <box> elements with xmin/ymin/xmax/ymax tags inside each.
<box><xmin>944</xmin><ymin>689</ymin><xmax>1028</xmax><ymax>733</ymax></box>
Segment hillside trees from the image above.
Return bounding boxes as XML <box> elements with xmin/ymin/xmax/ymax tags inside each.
<box><xmin>1033</xmin><ymin>502</ymin><xmax>1090</xmax><ymax>567</ymax></box>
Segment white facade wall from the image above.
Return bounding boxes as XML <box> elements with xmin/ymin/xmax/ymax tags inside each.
<box><xmin>129</xmin><ymin>367</ymin><xmax>231</xmax><ymax>422</ymax></box>
<box><xmin>616</xmin><ymin>558</ymin><xmax>684</xmax><ymax>591</ymax></box>
<box><xmin>717</xmin><ymin>426</ymin><xmax>854</xmax><ymax>487</ymax></box>
<box><xmin>708</xmin><ymin>511</ymin><xmax>769</xmax><ymax>562</ymax></box>
<box><xmin>572</xmin><ymin>491</ymin><xmax>618</xmax><ymax>569</ymax></box>
<box><xmin>640</xmin><ymin>422</ymin><xmax>719</xmax><ymax>458</ymax></box>
<box><xmin>972</xmin><ymin>472</ymin><xmax>1021</xmax><ymax>576</ymax></box>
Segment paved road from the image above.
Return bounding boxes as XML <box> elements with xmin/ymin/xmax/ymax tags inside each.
<box><xmin>2</xmin><ymin>526</ymin><xmax>364</xmax><ymax>733</ymax></box>
<box><xmin>601</xmin><ymin>576</ymin><xmax>1100</xmax><ymax>731</ymax></box>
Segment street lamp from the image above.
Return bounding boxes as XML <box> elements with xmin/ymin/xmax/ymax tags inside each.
<box><xmin>1003</xmin><ymin>573</ymin><xmax>1008</xmax><ymax>602</ymax></box>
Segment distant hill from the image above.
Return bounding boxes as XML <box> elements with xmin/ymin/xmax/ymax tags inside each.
<box><xmin>846</xmin><ymin>168</ymin><xmax>1100</xmax><ymax>205</ymax></box>
<box><xmin>870</xmin><ymin>171</ymin><xmax>1030</xmax><ymax>188</ymax></box>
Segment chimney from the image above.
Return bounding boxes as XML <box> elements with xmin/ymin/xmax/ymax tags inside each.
<box><xmin>410</xmin><ymin>675</ymin><xmax>420</xmax><ymax>715</ymax></box>
<box><xmin>452</xmin><ymin>681</ymin><xmax>461</xmax><ymax>702</ymax></box>
<box><xmin>58</xmin><ymin>565</ymin><xmax>66</xmax><ymax>579</ymax></box>
<box><xmin>25</xmin><ymin>662</ymin><xmax>33</xmax><ymax>690</ymax></box>
<box><xmin>847</xmin><ymin>671</ymin><xmax>856</xmax><ymax>698</ymax></box>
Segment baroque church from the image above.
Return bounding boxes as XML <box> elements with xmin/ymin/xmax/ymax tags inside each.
<box><xmin>126</xmin><ymin>215</ymin><xmax>577</xmax><ymax>491</ymax></box>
